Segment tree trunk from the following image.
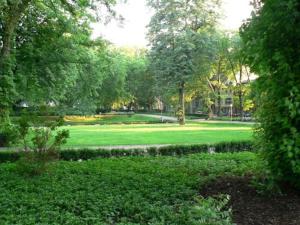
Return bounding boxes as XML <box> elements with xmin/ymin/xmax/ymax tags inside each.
<box><xmin>178</xmin><ymin>81</ymin><xmax>185</xmax><ymax>125</ymax></box>
<box><xmin>217</xmin><ymin>89</ymin><xmax>221</xmax><ymax>117</ymax></box>
<box><xmin>239</xmin><ymin>65</ymin><xmax>243</xmax><ymax>120</ymax></box>
<box><xmin>0</xmin><ymin>0</ymin><xmax>31</xmax><ymax>112</ymax></box>
<box><xmin>216</xmin><ymin>59</ymin><xmax>222</xmax><ymax>117</ymax></box>
<box><xmin>239</xmin><ymin>91</ymin><xmax>243</xmax><ymax>120</ymax></box>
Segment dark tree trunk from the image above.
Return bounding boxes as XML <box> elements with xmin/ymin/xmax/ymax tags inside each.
<box><xmin>0</xmin><ymin>0</ymin><xmax>31</xmax><ymax>111</ymax></box>
<box><xmin>239</xmin><ymin>91</ymin><xmax>243</xmax><ymax>119</ymax></box>
<box><xmin>178</xmin><ymin>81</ymin><xmax>185</xmax><ymax>125</ymax></box>
<box><xmin>0</xmin><ymin>1</ymin><xmax>31</xmax><ymax>67</ymax></box>
<box><xmin>217</xmin><ymin>89</ymin><xmax>221</xmax><ymax>117</ymax></box>
<box><xmin>216</xmin><ymin>59</ymin><xmax>222</xmax><ymax>117</ymax></box>
<box><xmin>239</xmin><ymin>66</ymin><xmax>244</xmax><ymax>120</ymax></box>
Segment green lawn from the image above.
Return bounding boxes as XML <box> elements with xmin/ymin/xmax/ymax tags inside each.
<box><xmin>62</xmin><ymin>122</ymin><xmax>253</xmax><ymax>147</ymax></box>
<box><xmin>0</xmin><ymin>152</ymin><xmax>264</xmax><ymax>224</ymax></box>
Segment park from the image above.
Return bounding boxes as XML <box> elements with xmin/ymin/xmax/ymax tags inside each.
<box><xmin>0</xmin><ymin>0</ymin><xmax>299</xmax><ymax>224</ymax></box>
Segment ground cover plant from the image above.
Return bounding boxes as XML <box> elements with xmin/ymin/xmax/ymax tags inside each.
<box><xmin>62</xmin><ymin>122</ymin><xmax>253</xmax><ymax>147</ymax></box>
<box><xmin>0</xmin><ymin>152</ymin><xmax>264</xmax><ymax>225</ymax></box>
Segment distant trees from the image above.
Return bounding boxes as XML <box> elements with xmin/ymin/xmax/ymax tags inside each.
<box><xmin>241</xmin><ymin>0</ymin><xmax>300</xmax><ymax>187</ymax></box>
<box><xmin>0</xmin><ymin>0</ymin><xmax>255</xmax><ymax>121</ymax></box>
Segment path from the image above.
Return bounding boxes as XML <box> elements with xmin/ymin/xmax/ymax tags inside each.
<box><xmin>139</xmin><ymin>114</ymin><xmax>178</xmax><ymax>122</ymax></box>
<box><xmin>0</xmin><ymin>144</ymin><xmax>172</xmax><ymax>151</ymax></box>
<box><xmin>139</xmin><ymin>114</ymin><xmax>255</xmax><ymax>125</ymax></box>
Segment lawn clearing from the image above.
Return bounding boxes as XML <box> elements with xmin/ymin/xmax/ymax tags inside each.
<box><xmin>0</xmin><ymin>152</ymin><xmax>263</xmax><ymax>224</ymax></box>
<box><xmin>62</xmin><ymin>122</ymin><xmax>253</xmax><ymax>147</ymax></box>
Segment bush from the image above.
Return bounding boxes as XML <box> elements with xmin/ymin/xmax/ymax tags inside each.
<box><xmin>16</xmin><ymin>150</ymin><xmax>59</xmax><ymax>176</ymax></box>
<box><xmin>241</xmin><ymin>0</ymin><xmax>300</xmax><ymax>187</ymax></box>
<box><xmin>13</xmin><ymin>114</ymin><xmax>69</xmax><ymax>176</ymax></box>
<box><xmin>0</xmin><ymin>123</ymin><xmax>19</xmax><ymax>147</ymax></box>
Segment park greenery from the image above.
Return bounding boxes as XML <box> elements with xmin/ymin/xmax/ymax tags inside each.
<box><xmin>0</xmin><ymin>0</ymin><xmax>299</xmax><ymax>224</ymax></box>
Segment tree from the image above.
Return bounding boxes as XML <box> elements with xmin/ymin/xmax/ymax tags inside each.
<box><xmin>226</xmin><ymin>34</ymin><xmax>253</xmax><ymax>119</ymax></box>
<box><xmin>241</xmin><ymin>0</ymin><xmax>300</xmax><ymax>187</ymax></box>
<box><xmin>147</xmin><ymin>0</ymin><xmax>220</xmax><ymax>125</ymax></box>
<box><xmin>0</xmin><ymin>0</ymin><xmax>118</xmax><ymax>115</ymax></box>
<box><xmin>125</xmin><ymin>50</ymin><xmax>156</xmax><ymax>111</ymax></box>
<box><xmin>97</xmin><ymin>48</ymin><xmax>129</xmax><ymax>111</ymax></box>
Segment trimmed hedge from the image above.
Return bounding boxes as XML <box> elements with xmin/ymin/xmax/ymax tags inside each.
<box><xmin>0</xmin><ymin>141</ymin><xmax>254</xmax><ymax>163</ymax></box>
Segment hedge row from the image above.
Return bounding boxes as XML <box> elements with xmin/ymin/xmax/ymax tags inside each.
<box><xmin>0</xmin><ymin>141</ymin><xmax>254</xmax><ymax>163</ymax></box>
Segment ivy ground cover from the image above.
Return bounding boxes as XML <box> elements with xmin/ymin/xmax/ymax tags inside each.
<box><xmin>0</xmin><ymin>152</ymin><xmax>263</xmax><ymax>225</ymax></box>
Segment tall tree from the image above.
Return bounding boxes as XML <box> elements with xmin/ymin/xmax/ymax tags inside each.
<box><xmin>147</xmin><ymin>0</ymin><xmax>220</xmax><ymax>125</ymax></box>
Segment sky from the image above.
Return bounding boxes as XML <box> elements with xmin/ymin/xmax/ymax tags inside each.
<box><xmin>91</xmin><ymin>0</ymin><xmax>253</xmax><ymax>47</ymax></box>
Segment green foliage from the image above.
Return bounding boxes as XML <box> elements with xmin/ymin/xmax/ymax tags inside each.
<box><xmin>125</xmin><ymin>51</ymin><xmax>156</xmax><ymax>110</ymax></box>
<box><xmin>0</xmin><ymin>152</ymin><xmax>263</xmax><ymax>224</ymax></box>
<box><xmin>0</xmin><ymin>123</ymin><xmax>18</xmax><ymax>147</ymax></box>
<box><xmin>251</xmin><ymin>173</ymin><xmax>282</xmax><ymax>196</ymax></box>
<box><xmin>189</xmin><ymin>195</ymin><xmax>233</xmax><ymax>225</ymax></box>
<box><xmin>0</xmin><ymin>111</ymin><xmax>18</xmax><ymax>147</ymax></box>
<box><xmin>14</xmin><ymin>114</ymin><xmax>69</xmax><ymax>176</ymax></box>
<box><xmin>0</xmin><ymin>0</ymin><xmax>119</xmax><ymax>111</ymax></box>
<box><xmin>241</xmin><ymin>0</ymin><xmax>300</xmax><ymax>187</ymax></box>
<box><xmin>147</xmin><ymin>0</ymin><xmax>221</xmax><ymax>121</ymax></box>
<box><xmin>0</xmin><ymin>141</ymin><xmax>254</xmax><ymax>163</ymax></box>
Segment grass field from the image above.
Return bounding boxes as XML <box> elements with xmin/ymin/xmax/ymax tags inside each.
<box><xmin>0</xmin><ymin>152</ymin><xmax>263</xmax><ymax>224</ymax></box>
<box><xmin>62</xmin><ymin>122</ymin><xmax>253</xmax><ymax>147</ymax></box>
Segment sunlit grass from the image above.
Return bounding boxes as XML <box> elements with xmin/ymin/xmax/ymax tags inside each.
<box><xmin>62</xmin><ymin>122</ymin><xmax>253</xmax><ymax>147</ymax></box>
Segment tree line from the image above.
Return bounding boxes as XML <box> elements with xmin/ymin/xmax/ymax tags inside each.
<box><xmin>0</xmin><ymin>0</ymin><xmax>254</xmax><ymax>122</ymax></box>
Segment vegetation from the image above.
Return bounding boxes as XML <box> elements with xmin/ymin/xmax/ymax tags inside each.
<box><xmin>241</xmin><ymin>0</ymin><xmax>300</xmax><ymax>187</ymax></box>
<box><xmin>0</xmin><ymin>152</ymin><xmax>264</xmax><ymax>224</ymax></box>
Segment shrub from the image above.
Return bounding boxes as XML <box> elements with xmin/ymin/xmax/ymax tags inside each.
<box><xmin>241</xmin><ymin>0</ymin><xmax>300</xmax><ymax>187</ymax></box>
<box><xmin>15</xmin><ymin>150</ymin><xmax>58</xmax><ymax>176</ymax></box>
<box><xmin>0</xmin><ymin>123</ymin><xmax>19</xmax><ymax>147</ymax></box>
<box><xmin>14</xmin><ymin>114</ymin><xmax>69</xmax><ymax>176</ymax></box>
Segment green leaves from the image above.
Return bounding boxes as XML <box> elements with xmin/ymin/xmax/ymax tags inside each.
<box><xmin>241</xmin><ymin>0</ymin><xmax>300</xmax><ymax>187</ymax></box>
<box><xmin>0</xmin><ymin>152</ymin><xmax>262</xmax><ymax>224</ymax></box>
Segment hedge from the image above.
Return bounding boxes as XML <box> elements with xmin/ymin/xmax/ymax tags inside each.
<box><xmin>0</xmin><ymin>141</ymin><xmax>254</xmax><ymax>163</ymax></box>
